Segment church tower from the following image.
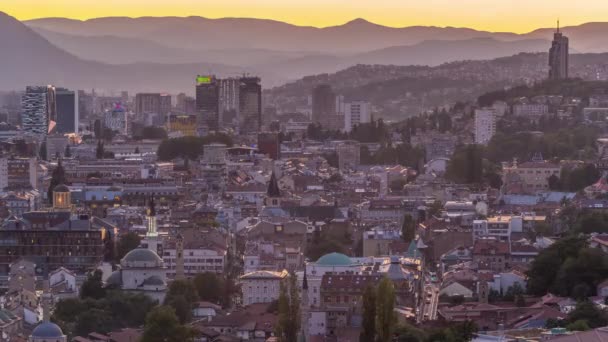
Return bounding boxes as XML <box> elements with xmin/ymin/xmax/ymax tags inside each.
<box><xmin>264</xmin><ymin>171</ymin><xmax>282</xmax><ymax>208</ymax></box>
<box><xmin>175</xmin><ymin>233</ymin><xmax>185</xmax><ymax>280</ymax></box>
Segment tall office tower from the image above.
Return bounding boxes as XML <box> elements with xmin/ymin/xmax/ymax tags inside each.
<box><xmin>238</xmin><ymin>76</ymin><xmax>262</xmax><ymax>132</ymax></box>
<box><xmin>135</xmin><ymin>93</ymin><xmax>161</xmax><ymax>115</ymax></box>
<box><xmin>474</xmin><ymin>108</ymin><xmax>496</xmax><ymax>145</ymax></box>
<box><xmin>219</xmin><ymin>78</ymin><xmax>240</xmax><ymax>126</ymax></box>
<box><xmin>120</xmin><ymin>91</ymin><xmax>129</xmax><ymax>105</ymax></box>
<box><xmin>21</xmin><ymin>85</ymin><xmax>56</xmax><ymax>139</ymax></box>
<box><xmin>312</xmin><ymin>84</ymin><xmax>336</xmax><ymax>124</ymax></box>
<box><xmin>160</xmin><ymin>94</ymin><xmax>172</xmax><ymax>117</ymax></box>
<box><xmin>55</xmin><ymin>88</ymin><xmax>79</xmax><ymax>134</ymax></box>
<box><xmin>195</xmin><ymin>75</ymin><xmax>220</xmax><ymax>132</ymax></box>
<box><xmin>548</xmin><ymin>21</ymin><xmax>569</xmax><ymax>80</ymax></box>
<box><xmin>78</xmin><ymin>90</ymin><xmax>93</xmax><ymax>121</ymax></box>
<box><xmin>344</xmin><ymin>101</ymin><xmax>371</xmax><ymax>132</ymax></box>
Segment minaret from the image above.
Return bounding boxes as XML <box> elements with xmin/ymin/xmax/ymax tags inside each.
<box><xmin>146</xmin><ymin>196</ymin><xmax>158</xmax><ymax>238</ymax></box>
<box><xmin>175</xmin><ymin>233</ymin><xmax>185</xmax><ymax>280</ymax></box>
<box><xmin>143</xmin><ymin>196</ymin><xmax>161</xmax><ymax>255</ymax></box>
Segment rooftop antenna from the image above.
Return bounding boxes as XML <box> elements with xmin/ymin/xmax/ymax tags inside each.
<box><xmin>557</xmin><ymin>19</ymin><xmax>560</xmax><ymax>33</ymax></box>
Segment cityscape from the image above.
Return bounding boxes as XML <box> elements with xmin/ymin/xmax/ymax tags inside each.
<box><xmin>3</xmin><ymin>1</ymin><xmax>608</xmax><ymax>342</ymax></box>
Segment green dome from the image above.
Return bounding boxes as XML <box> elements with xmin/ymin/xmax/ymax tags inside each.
<box><xmin>316</xmin><ymin>252</ymin><xmax>352</xmax><ymax>266</ymax></box>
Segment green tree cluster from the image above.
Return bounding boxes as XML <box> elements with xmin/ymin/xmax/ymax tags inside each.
<box><xmin>526</xmin><ymin>237</ymin><xmax>608</xmax><ymax>297</ymax></box>
<box><xmin>137</xmin><ymin>126</ymin><xmax>168</xmax><ymax>140</ymax></box>
<box><xmin>53</xmin><ymin>291</ymin><xmax>156</xmax><ymax>337</ymax></box>
<box><xmin>549</xmin><ymin>164</ymin><xmax>600</xmax><ymax>192</ymax></box>
<box><xmin>141</xmin><ymin>306</ymin><xmax>196</xmax><ymax>342</ymax></box>
<box><xmin>275</xmin><ymin>274</ymin><xmax>300</xmax><ymax>342</ymax></box>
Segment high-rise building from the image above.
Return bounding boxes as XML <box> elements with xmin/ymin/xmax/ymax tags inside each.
<box><xmin>135</xmin><ymin>93</ymin><xmax>161</xmax><ymax>115</ymax></box>
<box><xmin>548</xmin><ymin>21</ymin><xmax>569</xmax><ymax>80</ymax></box>
<box><xmin>104</xmin><ymin>103</ymin><xmax>128</xmax><ymax>135</ymax></box>
<box><xmin>474</xmin><ymin>108</ymin><xmax>496</xmax><ymax>145</ymax></box>
<box><xmin>196</xmin><ymin>75</ymin><xmax>220</xmax><ymax>132</ymax></box>
<box><xmin>55</xmin><ymin>88</ymin><xmax>79</xmax><ymax>134</ymax></box>
<box><xmin>344</xmin><ymin>101</ymin><xmax>371</xmax><ymax>132</ymax></box>
<box><xmin>21</xmin><ymin>85</ymin><xmax>56</xmax><ymax>139</ymax></box>
<box><xmin>239</xmin><ymin>76</ymin><xmax>262</xmax><ymax>132</ymax></box>
<box><xmin>220</xmin><ymin>78</ymin><xmax>240</xmax><ymax>126</ymax></box>
<box><xmin>312</xmin><ymin>84</ymin><xmax>336</xmax><ymax>124</ymax></box>
<box><xmin>160</xmin><ymin>94</ymin><xmax>172</xmax><ymax>118</ymax></box>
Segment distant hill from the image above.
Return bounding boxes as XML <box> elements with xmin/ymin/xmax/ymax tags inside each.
<box><xmin>25</xmin><ymin>16</ymin><xmax>524</xmax><ymax>53</ymax></box>
<box><xmin>0</xmin><ymin>12</ymin><xmax>265</xmax><ymax>92</ymax></box>
<box><xmin>350</xmin><ymin>38</ymin><xmax>553</xmax><ymax>66</ymax></box>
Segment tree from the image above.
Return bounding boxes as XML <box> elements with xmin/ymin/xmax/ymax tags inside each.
<box><xmin>445</xmin><ymin>144</ymin><xmax>483</xmax><ymax>184</ymax></box>
<box><xmin>566</xmin><ymin>319</ymin><xmax>590</xmax><ymax>332</ymax></box>
<box><xmin>165</xmin><ymin>279</ymin><xmax>199</xmax><ymax>306</ymax></box>
<box><xmin>47</xmin><ymin>159</ymin><xmax>66</xmax><ymax>205</ymax></box>
<box><xmin>401</xmin><ymin>214</ymin><xmax>416</xmax><ymax>243</ymax></box>
<box><xmin>64</xmin><ymin>144</ymin><xmax>72</xmax><ymax>158</ymax></box>
<box><xmin>566</xmin><ymin>301</ymin><xmax>608</xmax><ymax>329</ymax></box>
<box><xmin>116</xmin><ymin>232</ymin><xmax>141</xmax><ymax>262</ymax></box>
<box><xmin>193</xmin><ymin>272</ymin><xmax>223</xmax><ymax>303</ymax></box>
<box><xmin>515</xmin><ymin>294</ymin><xmax>526</xmax><ymax>307</ymax></box>
<box><xmin>305</xmin><ymin>238</ymin><xmax>346</xmax><ymax>261</ymax></box>
<box><xmin>80</xmin><ymin>270</ymin><xmax>106</xmax><ymax>300</ymax></box>
<box><xmin>359</xmin><ymin>285</ymin><xmax>376</xmax><ymax>342</ymax></box>
<box><xmin>390</xmin><ymin>179</ymin><xmax>407</xmax><ymax>192</ymax></box>
<box><xmin>134</xmin><ymin>147</ymin><xmax>140</xmax><ymax>154</ymax></box>
<box><xmin>74</xmin><ymin>308</ymin><xmax>113</xmax><ymax>336</ymax></box>
<box><xmin>166</xmin><ymin>295</ymin><xmax>191</xmax><ymax>324</ymax></box>
<box><xmin>141</xmin><ymin>306</ymin><xmax>194</xmax><ymax>342</ymax></box>
<box><xmin>275</xmin><ymin>274</ymin><xmax>300</xmax><ymax>342</ymax></box>
<box><xmin>376</xmin><ymin>277</ymin><xmax>396</xmax><ymax>342</ymax></box>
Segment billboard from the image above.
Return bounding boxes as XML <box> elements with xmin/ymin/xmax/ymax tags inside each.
<box><xmin>196</xmin><ymin>76</ymin><xmax>212</xmax><ymax>84</ymax></box>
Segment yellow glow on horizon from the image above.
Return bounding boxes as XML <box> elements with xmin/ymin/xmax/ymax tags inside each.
<box><xmin>2</xmin><ymin>0</ymin><xmax>608</xmax><ymax>33</ymax></box>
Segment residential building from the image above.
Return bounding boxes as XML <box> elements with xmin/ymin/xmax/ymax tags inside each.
<box><xmin>337</xmin><ymin>141</ymin><xmax>360</xmax><ymax>171</ymax></box>
<box><xmin>513</xmin><ymin>103</ymin><xmax>549</xmax><ymax>117</ymax></box>
<box><xmin>502</xmin><ymin>160</ymin><xmax>561</xmax><ymax>193</ymax></box>
<box><xmin>362</xmin><ymin>228</ymin><xmax>401</xmax><ymax>257</ymax></box>
<box><xmin>135</xmin><ymin>93</ymin><xmax>161</xmax><ymax>115</ymax></box>
<box><xmin>312</xmin><ymin>84</ymin><xmax>336</xmax><ymax>124</ymax></box>
<box><xmin>474</xmin><ymin>108</ymin><xmax>496</xmax><ymax>145</ymax></box>
<box><xmin>240</xmin><ymin>269</ymin><xmax>288</xmax><ymax>305</ymax></box>
<box><xmin>344</xmin><ymin>101</ymin><xmax>371</xmax><ymax>132</ymax></box>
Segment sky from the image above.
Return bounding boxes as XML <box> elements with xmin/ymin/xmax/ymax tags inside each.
<box><xmin>2</xmin><ymin>0</ymin><xmax>606</xmax><ymax>33</ymax></box>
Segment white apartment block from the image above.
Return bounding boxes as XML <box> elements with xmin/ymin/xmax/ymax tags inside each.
<box><xmin>344</xmin><ymin>101</ymin><xmax>371</xmax><ymax>132</ymax></box>
<box><xmin>474</xmin><ymin>108</ymin><xmax>496</xmax><ymax>145</ymax></box>
<box><xmin>240</xmin><ymin>270</ymin><xmax>288</xmax><ymax>306</ymax></box>
<box><xmin>513</xmin><ymin>103</ymin><xmax>549</xmax><ymax>117</ymax></box>
<box><xmin>163</xmin><ymin>247</ymin><xmax>225</xmax><ymax>278</ymax></box>
<box><xmin>473</xmin><ymin>215</ymin><xmax>523</xmax><ymax>242</ymax></box>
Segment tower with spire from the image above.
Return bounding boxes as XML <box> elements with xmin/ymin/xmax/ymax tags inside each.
<box><xmin>264</xmin><ymin>171</ymin><xmax>282</xmax><ymax>208</ymax></box>
<box><xmin>548</xmin><ymin>19</ymin><xmax>569</xmax><ymax>80</ymax></box>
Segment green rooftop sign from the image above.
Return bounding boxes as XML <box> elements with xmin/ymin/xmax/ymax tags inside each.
<box><xmin>196</xmin><ymin>76</ymin><xmax>212</xmax><ymax>84</ymax></box>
